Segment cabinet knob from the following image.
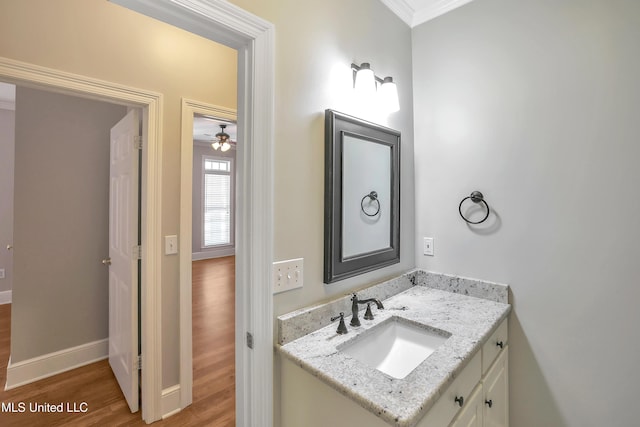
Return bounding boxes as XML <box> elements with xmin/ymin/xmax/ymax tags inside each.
<box><xmin>496</xmin><ymin>341</ymin><xmax>504</xmax><ymax>349</ymax></box>
<box><xmin>485</xmin><ymin>399</ymin><xmax>493</xmax><ymax>408</ymax></box>
<box><xmin>455</xmin><ymin>396</ymin><xmax>464</xmax><ymax>407</ymax></box>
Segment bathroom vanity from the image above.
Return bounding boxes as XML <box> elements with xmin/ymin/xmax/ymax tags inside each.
<box><xmin>277</xmin><ymin>270</ymin><xmax>510</xmax><ymax>427</ymax></box>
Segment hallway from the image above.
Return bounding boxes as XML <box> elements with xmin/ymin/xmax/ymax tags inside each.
<box><xmin>0</xmin><ymin>256</ymin><xmax>235</xmax><ymax>426</ymax></box>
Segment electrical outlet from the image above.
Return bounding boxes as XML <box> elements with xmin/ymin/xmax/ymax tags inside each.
<box><xmin>423</xmin><ymin>237</ymin><xmax>434</xmax><ymax>256</ymax></box>
<box><xmin>272</xmin><ymin>258</ymin><xmax>303</xmax><ymax>294</ymax></box>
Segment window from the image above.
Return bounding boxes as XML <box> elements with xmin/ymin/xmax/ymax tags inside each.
<box><xmin>203</xmin><ymin>157</ymin><xmax>233</xmax><ymax>247</ymax></box>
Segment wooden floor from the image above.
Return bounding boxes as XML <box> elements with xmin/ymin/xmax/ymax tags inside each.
<box><xmin>0</xmin><ymin>256</ymin><xmax>235</xmax><ymax>426</ymax></box>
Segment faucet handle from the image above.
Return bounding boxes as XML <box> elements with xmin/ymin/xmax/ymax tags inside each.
<box><xmin>330</xmin><ymin>312</ymin><xmax>348</xmax><ymax>335</ymax></box>
<box><xmin>364</xmin><ymin>303</ymin><xmax>374</xmax><ymax>320</ymax></box>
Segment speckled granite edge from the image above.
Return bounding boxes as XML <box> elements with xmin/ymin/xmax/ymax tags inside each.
<box><xmin>413</xmin><ymin>269</ymin><xmax>509</xmax><ymax>304</ymax></box>
<box><xmin>277</xmin><ymin>269</ymin><xmax>509</xmax><ymax>345</ymax></box>
<box><xmin>277</xmin><ymin>271</ymin><xmax>416</xmax><ymax>345</ymax></box>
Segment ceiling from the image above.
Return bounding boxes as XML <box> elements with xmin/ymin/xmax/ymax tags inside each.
<box><xmin>379</xmin><ymin>0</ymin><xmax>475</xmax><ymax>28</ymax></box>
<box><xmin>193</xmin><ymin>114</ymin><xmax>237</xmax><ymax>146</ymax></box>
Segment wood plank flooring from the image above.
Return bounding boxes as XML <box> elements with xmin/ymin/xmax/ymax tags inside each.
<box><xmin>0</xmin><ymin>256</ymin><xmax>235</xmax><ymax>426</ymax></box>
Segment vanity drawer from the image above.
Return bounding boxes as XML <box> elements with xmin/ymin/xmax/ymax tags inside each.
<box><xmin>417</xmin><ymin>350</ymin><xmax>481</xmax><ymax>427</ymax></box>
<box><xmin>482</xmin><ymin>317</ymin><xmax>508</xmax><ymax>374</ymax></box>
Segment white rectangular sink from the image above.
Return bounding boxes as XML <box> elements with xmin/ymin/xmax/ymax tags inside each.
<box><xmin>339</xmin><ymin>317</ymin><xmax>451</xmax><ymax>379</ymax></box>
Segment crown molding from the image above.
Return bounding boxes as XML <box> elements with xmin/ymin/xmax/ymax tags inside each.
<box><xmin>379</xmin><ymin>0</ymin><xmax>415</xmax><ymax>27</ymax></box>
<box><xmin>379</xmin><ymin>0</ymin><xmax>476</xmax><ymax>28</ymax></box>
<box><xmin>413</xmin><ymin>0</ymin><xmax>475</xmax><ymax>27</ymax></box>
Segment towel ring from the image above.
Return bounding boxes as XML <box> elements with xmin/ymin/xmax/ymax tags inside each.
<box><xmin>459</xmin><ymin>191</ymin><xmax>490</xmax><ymax>224</ymax></box>
<box><xmin>361</xmin><ymin>191</ymin><xmax>380</xmax><ymax>217</ymax></box>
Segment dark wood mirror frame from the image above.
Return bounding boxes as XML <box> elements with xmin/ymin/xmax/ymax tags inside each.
<box><xmin>324</xmin><ymin>109</ymin><xmax>401</xmax><ymax>284</ymax></box>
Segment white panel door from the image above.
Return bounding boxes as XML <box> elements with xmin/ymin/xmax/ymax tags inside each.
<box><xmin>109</xmin><ymin>109</ymin><xmax>140</xmax><ymax>413</ymax></box>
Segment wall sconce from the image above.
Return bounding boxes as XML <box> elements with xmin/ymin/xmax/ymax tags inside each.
<box><xmin>351</xmin><ymin>62</ymin><xmax>400</xmax><ymax>113</ymax></box>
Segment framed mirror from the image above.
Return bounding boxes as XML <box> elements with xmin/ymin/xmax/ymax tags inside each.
<box><xmin>324</xmin><ymin>109</ymin><xmax>400</xmax><ymax>283</ymax></box>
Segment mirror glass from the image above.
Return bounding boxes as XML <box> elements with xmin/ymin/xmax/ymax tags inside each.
<box><xmin>342</xmin><ymin>134</ymin><xmax>391</xmax><ymax>258</ymax></box>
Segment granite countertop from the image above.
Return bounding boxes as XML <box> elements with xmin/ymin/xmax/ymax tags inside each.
<box><xmin>278</xmin><ymin>283</ymin><xmax>511</xmax><ymax>427</ymax></box>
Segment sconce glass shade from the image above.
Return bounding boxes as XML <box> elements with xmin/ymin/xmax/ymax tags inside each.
<box><xmin>354</xmin><ymin>63</ymin><xmax>376</xmax><ymax>98</ymax></box>
<box><xmin>379</xmin><ymin>77</ymin><xmax>400</xmax><ymax>113</ymax></box>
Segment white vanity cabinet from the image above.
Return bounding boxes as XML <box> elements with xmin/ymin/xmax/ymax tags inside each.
<box><xmin>449</xmin><ymin>318</ymin><xmax>509</xmax><ymax>427</ymax></box>
<box><xmin>278</xmin><ymin>282</ymin><xmax>511</xmax><ymax>427</ymax></box>
<box><xmin>482</xmin><ymin>346</ymin><xmax>509</xmax><ymax>426</ymax></box>
<box><xmin>451</xmin><ymin>384</ymin><xmax>484</xmax><ymax>427</ymax></box>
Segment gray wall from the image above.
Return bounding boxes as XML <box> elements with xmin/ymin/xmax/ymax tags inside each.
<box><xmin>191</xmin><ymin>143</ymin><xmax>235</xmax><ymax>258</ymax></box>
<box><xmin>229</xmin><ymin>0</ymin><xmax>415</xmax><ymax>319</ymax></box>
<box><xmin>412</xmin><ymin>0</ymin><xmax>640</xmax><ymax>426</ymax></box>
<box><xmin>12</xmin><ymin>86</ymin><xmax>127</xmax><ymax>362</ymax></box>
<box><xmin>0</xmin><ymin>106</ymin><xmax>14</xmax><ymax>293</ymax></box>
<box><xmin>227</xmin><ymin>0</ymin><xmax>414</xmax><ymax>424</ymax></box>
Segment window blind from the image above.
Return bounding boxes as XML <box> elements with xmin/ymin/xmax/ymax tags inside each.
<box><xmin>203</xmin><ymin>159</ymin><xmax>232</xmax><ymax>247</ymax></box>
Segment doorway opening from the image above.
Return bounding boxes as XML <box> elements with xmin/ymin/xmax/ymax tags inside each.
<box><xmin>0</xmin><ymin>80</ymin><xmax>148</xmax><ymax>421</ymax></box>
<box><xmin>117</xmin><ymin>0</ymin><xmax>276</xmax><ymax>422</ymax></box>
<box><xmin>183</xmin><ymin>107</ymin><xmax>238</xmax><ymax>422</ymax></box>
<box><xmin>0</xmin><ymin>56</ymin><xmax>163</xmax><ymax>422</ymax></box>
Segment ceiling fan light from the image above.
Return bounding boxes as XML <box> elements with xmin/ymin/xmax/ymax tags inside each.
<box><xmin>212</xmin><ymin>141</ymin><xmax>221</xmax><ymax>150</ymax></box>
<box><xmin>221</xmin><ymin>142</ymin><xmax>231</xmax><ymax>152</ymax></box>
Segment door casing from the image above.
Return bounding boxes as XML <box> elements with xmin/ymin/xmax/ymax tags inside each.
<box><xmin>110</xmin><ymin>0</ymin><xmax>276</xmax><ymax>425</ymax></box>
<box><xmin>0</xmin><ymin>56</ymin><xmax>163</xmax><ymax>422</ymax></box>
<box><xmin>1</xmin><ymin>0</ymin><xmax>276</xmax><ymax>422</ymax></box>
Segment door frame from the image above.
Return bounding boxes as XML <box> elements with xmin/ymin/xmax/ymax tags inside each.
<box><xmin>110</xmin><ymin>0</ymin><xmax>276</xmax><ymax>425</ymax></box>
<box><xmin>179</xmin><ymin>99</ymin><xmax>237</xmax><ymax>407</ymax></box>
<box><xmin>0</xmin><ymin>56</ymin><xmax>163</xmax><ymax>422</ymax></box>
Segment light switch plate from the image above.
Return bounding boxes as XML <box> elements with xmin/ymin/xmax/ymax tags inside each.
<box><xmin>272</xmin><ymin>258</ymin><xmax>303</xmax><ymax>294</ymax></box>
<box><xmin>423</xmin><ymin>237</ymin><xmax>434</xmax><ymax>256</ymax></box>
<box><xmin>0</xmin><ymin>269</ymin><xmax>4</xmax><ymax>279</ymax></box>
<box><xmin>165</xmin><ymin>235</ymin><xmax>178</xmax><ymax>255</ymax></box>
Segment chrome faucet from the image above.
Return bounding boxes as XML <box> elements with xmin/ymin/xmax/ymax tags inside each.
<box><xmin>350</xmin><ymin>293</ymin><xmax>384</xmax><ymax>327</ymax></box>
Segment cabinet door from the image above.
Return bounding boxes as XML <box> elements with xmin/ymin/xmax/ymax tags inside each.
<box><xmin>451</xmin><ymin>385</ymin><xmax>483</xmax><ymax>427</ymax></box>
<box><xmin>483</xmin><ymin>346</ymin><xmax>509</xmax><ymax>427</ymax></box>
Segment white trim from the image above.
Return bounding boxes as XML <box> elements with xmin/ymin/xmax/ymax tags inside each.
<box><xmin>192</xmin><ymin>248</ymin><xmax>235</xmax><ymax>261</ymax></box>
<box><xmin>378</xmin><ymin>0</ymin><xmax>415</xmax><ymax>27</ymax></box>
<box><xmin>378</xmin><ymin>0</ymin><xmax>476</xmax><ymax>27</ymax></box>
<box><xmin>0</xmin><ymin>290</ymin><xmax>11</xmax><ymax>305</ymax></box>
<box><xmin>161</xmin><ymin>385</ymin><xmax>182</xmax><ymax>419</ymax></box>
<box><xmin>5</xmin><ymin>339</ymin><xmax>108</xmax><ymax>390</ymax></box>
<box><xmin>111</xmin><ymin>2</ymin><xmax>275</xmax><ymax>425</ymax></box>
<box><xmin>412</xmin><ymin>0</ymin><xmax>475</xmax><ymax>27</ymax></box>
<box><xmin>0</xmin><ymin>55</ymin><xmax>163</xmax><ymax>423</ymax></box>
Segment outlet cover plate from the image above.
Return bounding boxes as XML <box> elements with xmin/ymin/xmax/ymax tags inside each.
<box><xmin>423</xmin><ymin>237</ymin><xmax>434</xmax><ymax>256</ymax></box>
<box><xmin>165</xmin><ymin>235</ymin><xmax>178</xmax><ymax>255</ymax></box>
<box><xmin>272</xmin><ymin>258</ymin><xmax>303</xmax><ymax>294</ymax></box>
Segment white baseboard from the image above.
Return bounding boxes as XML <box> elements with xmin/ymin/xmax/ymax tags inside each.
<box><xmin>5</xmin><ymin>338</ymin><xmax>108</xmax><ymax>390</ymax></box>
<box><xmin>192</xmin><ymin>247</ymin><xmax>235</xmax><ymax>261</ymax></box>
<box><xmin>161</xmin><ymin>384</ymin><xmax>182</xmax><ymax>419</ymax></box>
<box><xmin>0</xmin><ymin>290</ymin><xmax>11</xmax><ymax>305</ymax></box>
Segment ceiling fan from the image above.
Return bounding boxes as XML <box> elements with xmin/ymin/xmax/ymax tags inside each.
<box><xmin>211</xmin><ymin>124</ymin><xmax>235</xmax><ymax>152</ymax></box>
